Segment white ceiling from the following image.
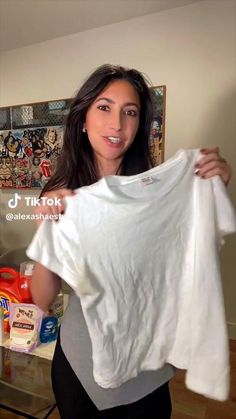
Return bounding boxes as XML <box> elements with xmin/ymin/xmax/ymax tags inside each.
<box><xmin>0</xmin><ymin>0</ymin><xmax>204</xmax><ymax>52</ymax></box>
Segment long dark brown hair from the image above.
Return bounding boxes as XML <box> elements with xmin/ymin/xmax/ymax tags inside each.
<box><xmin>42</xmin><ymin>64</ymin><xmax>154</xmax><ymax>194</ymax></box>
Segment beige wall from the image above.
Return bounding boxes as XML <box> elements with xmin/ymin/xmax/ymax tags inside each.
<box><xmin>0</xmin><ymin>0</ymin><xmax>236</xmax><ymax>336</ymax></box>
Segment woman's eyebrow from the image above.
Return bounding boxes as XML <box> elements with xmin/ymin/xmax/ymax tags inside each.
<box><xmin>95</xmin><ymin>97</ymin><xmax>140</xmax><ymax>109</ymax></box>
<box><xmin>95</xmin><ymin>97</ymin><xmax>114</xmax><ymax>104</ymax></box>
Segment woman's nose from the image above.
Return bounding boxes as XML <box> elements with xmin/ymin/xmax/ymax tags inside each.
<box><xmin>109</xmin><ymin>111</ymin><xmax>123</xmax><ymax>131</ymax></box>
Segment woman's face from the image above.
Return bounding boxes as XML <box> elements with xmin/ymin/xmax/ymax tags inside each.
<box><xmin>85</xmin><ymin>79</ymin><xmax>140</xmax><ymax>175</ymax></box>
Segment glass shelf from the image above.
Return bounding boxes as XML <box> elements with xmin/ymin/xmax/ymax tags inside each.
<box><xmin>0</xmin><ymin>345</ymin><xmax>56</xmax><ymax>418</ymax></box>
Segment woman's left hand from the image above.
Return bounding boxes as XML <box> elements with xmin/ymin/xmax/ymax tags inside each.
<box><xmin>195</xmin><ymin>147</ymin><xmax>232</xmax><ymax>186</ymax></box>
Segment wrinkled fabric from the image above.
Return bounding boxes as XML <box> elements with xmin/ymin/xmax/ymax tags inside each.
<box><xmin>60</xmin><ymin>293</ymin><xmax>175</xmax><ymax>410</ymax></box>
<box><xmin>27</xmin><ymin>149</ymin><xmax>236</xmax><ymax>401</ymax></box>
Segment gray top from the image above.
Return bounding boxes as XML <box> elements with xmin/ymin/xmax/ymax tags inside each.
<box><xmin>61</xmin><ymin>292</ymin><xmax>175</xmax><ymax>410</ymax></box>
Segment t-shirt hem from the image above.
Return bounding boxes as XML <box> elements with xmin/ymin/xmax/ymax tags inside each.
<box><xmin>185</xmin><ymin>375</ymin><xmax>230</xmax><ymax>401</ymax></box>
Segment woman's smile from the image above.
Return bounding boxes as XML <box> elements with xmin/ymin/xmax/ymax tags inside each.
<box><xmin>103</xmin><ymin>135</ymin><xmax>123</xmax><ymax>146</ymax></box>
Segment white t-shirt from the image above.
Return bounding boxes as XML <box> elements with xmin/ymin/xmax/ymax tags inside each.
<box><xmin>27</xmin><ymin>149</ymin><xmax>236</xmax><ymax>401</ymax></box>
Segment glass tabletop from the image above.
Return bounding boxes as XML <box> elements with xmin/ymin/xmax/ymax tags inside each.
<box><xmin>0</xmin><ymin>345</ymin><xmax>56</xmax><ymax>419</ymax></box>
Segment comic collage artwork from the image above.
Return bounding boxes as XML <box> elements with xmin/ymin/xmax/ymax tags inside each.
<box><xmin>0</xmin><ymin>126</ymin><xmax>63</xmax><ymax>189</ymax></box>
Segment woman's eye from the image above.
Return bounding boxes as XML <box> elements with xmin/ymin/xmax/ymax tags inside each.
<box><xmin>97</xmin><ymin>105</ymin><xmax>109</xmax><ymax>111</ymax></box>
<box><xmin>125</xmin><ymin>109</ymin><xmax>138</xmax><ymax>117</ymax></box>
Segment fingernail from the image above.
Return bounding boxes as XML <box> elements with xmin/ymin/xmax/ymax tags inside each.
<box><xmin>194</xmin><ymin>169</ymin><xmax>199</xmax><ymax>175</ymax></box>
<box><xmin>200</xmin><ymin>148</ymin><xmax>207</xmax><ymax>153</ymax></box>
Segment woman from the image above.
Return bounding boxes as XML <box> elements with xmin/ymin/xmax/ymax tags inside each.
<box><xmin>29</xmin><ymin>64</ymin><xmax>232</xmax><ymax>419</ymax></box>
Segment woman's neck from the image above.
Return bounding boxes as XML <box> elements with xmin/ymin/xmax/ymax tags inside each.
<box><xmin>97</xmin><ymin>157</ymin><xmax>122</xmax><ymax>178</ymax></box>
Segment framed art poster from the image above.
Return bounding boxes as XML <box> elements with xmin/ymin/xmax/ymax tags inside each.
<box><xmin>0</xmin><ymin>100</ymin><xmax>70</xmax><ymax>189</ymax></box>
<box><xmin>149</xmin><ymin>86</ymin><xmax>166</xmax><ymax>166</ymax></box>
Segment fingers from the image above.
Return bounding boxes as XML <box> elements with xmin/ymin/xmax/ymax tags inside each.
<box><xmin>35</xmin><ymin>201</ymin><xmax>62</xmax><ymax>226</ymax></box>
<box><xmin>195</xmin><ymin>148</ymin><xmax>232</xmax><ymax>186</ymax></box>
<box><xmin>43</xmin><ymin>189</ymin><xmax>74</xmax><ymax>215</ymax></box>
<box><xmin>196</xmin><ymin>161</ymin><xmax>228</xmax><ymax>179</ymax></box>
<box><xmin>196</xmin><ymin>152</ymin><xmax>219</xmax><ymax>169</ymax></box>
<box><xmin>35</xmin><ymin>188</ymin><xmax>74</xmax><ymax>226</ymax></box>
<box><xmin>200</xmin><ymin>146</ymin><xmax>219</xmax><ymax>155</ymax></box>
<box><xmin>49</xmin><ymin>188</ymin><xmax>75</xmax><ymax>197</ymax></box>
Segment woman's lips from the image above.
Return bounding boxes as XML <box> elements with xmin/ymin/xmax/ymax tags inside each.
<box><xmin>103</xmin><ymin>136</ymin><xmax>123</xmax><ymax>147</ymax></box>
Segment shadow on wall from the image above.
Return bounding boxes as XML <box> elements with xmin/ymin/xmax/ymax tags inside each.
<box><xmin>0</xmin><ymin>189</ymin><xmax>39</xmax><ymax>252</ymax></box>
<box><xmin>201</xmin><ymin>88</ymin><xmax>236</xmax><ymax>198</ymax></box>
<box><xmin>0</xmin><ymin>247</ymin><xmax>30</xmax><ymax>269</ymax></box>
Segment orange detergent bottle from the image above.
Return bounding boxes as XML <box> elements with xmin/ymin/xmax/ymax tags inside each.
<box><xmin>0</xmin><ymin>264</ymin><xmax>33</xmax><ymax>333</ymax></box>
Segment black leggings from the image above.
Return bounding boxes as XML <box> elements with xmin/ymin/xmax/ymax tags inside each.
<box><xmin>51</xmin><ymin>334</ymin><xmax>172</xmax><ymax>419</ymax></box>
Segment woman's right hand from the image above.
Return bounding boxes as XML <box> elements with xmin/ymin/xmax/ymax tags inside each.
<box><xmin>35</xmin><ymin>188</ymin><xmax>74</xmax><ymax>226</ymax></box>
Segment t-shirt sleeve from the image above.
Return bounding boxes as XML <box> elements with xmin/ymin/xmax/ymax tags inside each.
<box><xmin>185</xmin><ymin>175</ymin><xmax>235</xmax><ymax>401</ymax></box>
<box><xmin>212</xmin><ymin>176</ymin><xmax>236</xmax><ymax>245</ymax></box>
<box><xmin>26</xmin><ymin>218</ymin><xmax>81</xmax><ymax>288</ymax></box>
